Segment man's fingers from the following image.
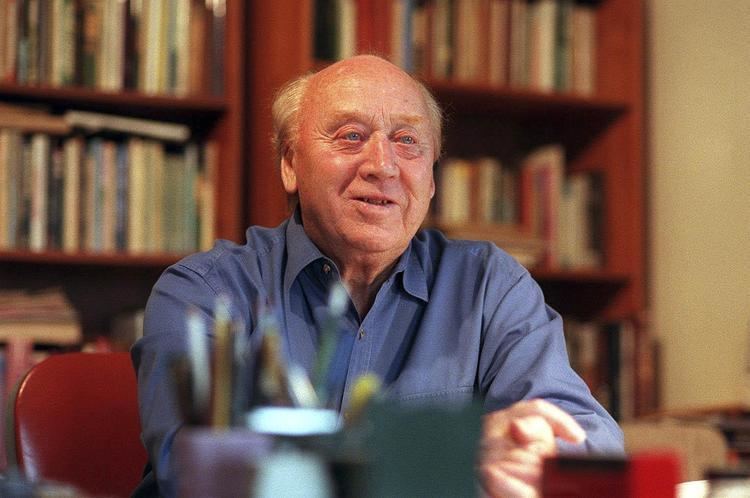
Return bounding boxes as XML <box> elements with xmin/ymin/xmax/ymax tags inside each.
<box><xmin>510</xmin><ymin>415</ymin><xmax>555</xmax><ymax>450</ymax></box>
<box><xmin>481</xmin><ymin>441</ymin><xmax>544</xmax><ymax>467</ymax></box>
<box><xmin>479</xmin><ymin>464</ymin><xmax>539</xmax><ymax>498</ymax></box>
<box><xmin>511</xmin><ymin>400</ymin><xmax>586</xmax><ymax>444</ymax></box>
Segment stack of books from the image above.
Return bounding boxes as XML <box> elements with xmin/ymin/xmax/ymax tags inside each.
<box><xmin>0</xmin><ymin>287</ymin><xmax>82</xmax><ymax>346</ymax></box>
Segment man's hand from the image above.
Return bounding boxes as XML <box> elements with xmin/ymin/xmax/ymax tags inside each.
<box><xmin>479</xmin><ymin>399</ymin><xmax>586</xmax><ymax>498</ymax></box>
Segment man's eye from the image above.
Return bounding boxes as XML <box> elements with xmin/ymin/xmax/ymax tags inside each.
<box><xmin>397</xmin><ymin>135</ymin><xmax>416</xmax><ymax>145</ymax></box>
<box><xmin>343</xmin><ymin>131</ymin><xmax>362</xmax><ymax>141</ymax></box>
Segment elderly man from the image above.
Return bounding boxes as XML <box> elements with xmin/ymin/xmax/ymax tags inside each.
<box><xmin>132</xmin><ymin>54</ymin><xmax>623</xmax><ymax>497</ymax></box>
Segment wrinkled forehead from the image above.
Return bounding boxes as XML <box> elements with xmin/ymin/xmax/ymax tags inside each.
<box><xmin>303</xmin><ymin>61</ymin><xmax>430</xmax><ymax>121</ymax></box>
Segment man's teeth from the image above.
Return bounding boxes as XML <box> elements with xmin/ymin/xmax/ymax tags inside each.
<box><xmin>363</xmin><ymin>198</ymin><xmax>388</xmax><ymax>205</ymax></box>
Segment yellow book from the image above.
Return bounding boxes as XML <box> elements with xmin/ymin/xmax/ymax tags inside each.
<box><xmin>0</xmin><ymin>320</ymin><xmax>82</xmax><ymax>345</ymax></box>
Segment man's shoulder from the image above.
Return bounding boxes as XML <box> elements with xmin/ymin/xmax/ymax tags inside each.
<box><xmin>171</xmin><ymin>222</ymin><xmax>288</xmax><ymax>278</ymax></box>
<box><xmin>415</xmin><ymin>228</ymin><xmax>522</xmax><ymax>269</ymax></box>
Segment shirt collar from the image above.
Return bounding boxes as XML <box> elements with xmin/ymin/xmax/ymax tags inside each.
<box><xmin>283</xmin><ymin>207</ymin><xmax>430</xmax><ymax>302</ymax></box>
<box><xmin>284</xmin><ymin>207</ymin><xmax>328</xmax><ymax>292</ymax></box>
<box><xmin>398</xmin><ymin>237</ymin><xmax>429</xmax><ymax>302</ymax></box>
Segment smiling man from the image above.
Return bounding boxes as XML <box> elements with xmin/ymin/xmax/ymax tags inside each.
<box><xmin>132</xmin><ymin>55</ymin><xmax>623</xmax><ymax>498</ymax></box>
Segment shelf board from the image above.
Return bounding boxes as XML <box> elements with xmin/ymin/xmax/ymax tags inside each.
<box><xmin>0</xmin><ymin>250</ymin><xmax>185</xmax><ymax>268</ymax></box>
<box><xmin>0</xmin><ymin>83</ymin><xmax>226</xmax><ymax>123</ymax></box>
<box><xmin>531</xmin><ymin>268</ymin><xmax>630</xmax><ymax>285</ymax></box>
<box><xmin>426</xmin><ymin>80</ymin><xmax>627</xmax><ymax>157</ymax></box>
<box><xmin>531</xmin><ymin>268</ymin><xmax>630</xmax><ymax>319</ymax></box>
<box><xmin>425</xmin><ymin>79</ymin><xmax>628</xmax><ymax>117</ymax></box>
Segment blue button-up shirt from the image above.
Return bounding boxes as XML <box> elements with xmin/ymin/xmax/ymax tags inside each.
<box><xmin>132</xmin><ymin>209</ymin><xmax>623</xmax><ymax>497</ymax></box>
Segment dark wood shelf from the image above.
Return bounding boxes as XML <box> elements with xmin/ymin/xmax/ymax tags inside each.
<box><xmin>426</xmin><ymin>78</ymin><xmax>628</xmax><ymax>118</ymax></box>
<box><xmin>531</xmin><ymin>268</ymin><xmax>630</xmax><ymax>285</ymax></box>
<box><xmin>0</xmin><ymin>83</ymin><xmax>226</xmax><ymax>125</ymax></box>
<box><xmin>0</xmin><ymin>250</ymin><xmax>185</xmax><ymax>268</ymax></box>
<box><xmin>430</xmin><ymin>80</ymin><xmax>628</xmax><ymax>159</ymax></box>
<box><xmin>533</xmin><ymin>269</ymin><xmax>630</xmax><ymax>320</ymax></box>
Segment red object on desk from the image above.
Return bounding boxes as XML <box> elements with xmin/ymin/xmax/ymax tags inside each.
<box><xmin>542</xmin><ymin>451</ymin><xmax>681</xmax><ymax>498</ymax></box>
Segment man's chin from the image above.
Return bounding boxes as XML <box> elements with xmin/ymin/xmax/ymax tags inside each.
<box><xmin>344</xmin><ymin>229</ymin><xmax>408</xmax><ymax>254</ymax></box>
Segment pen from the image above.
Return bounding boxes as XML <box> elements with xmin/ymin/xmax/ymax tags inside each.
<box><xmin>313</xmin><ymin>282</ymin><xmax>348</xmax><ymax>407</ymax></box>
<box><xmin>210</xmin><ymin>295</ymin><xmax>233</xmax><ymax>429</ymax></box>
<box><xmin>186</xmin><ymin>307</ymin><xmax>210</xmax><ymax>424</ymax></box>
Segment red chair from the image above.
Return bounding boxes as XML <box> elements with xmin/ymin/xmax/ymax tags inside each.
<box><xmin>6</xmin><ymin>352</ymin><xmax>148</xmax><ymax>497</ymax></box>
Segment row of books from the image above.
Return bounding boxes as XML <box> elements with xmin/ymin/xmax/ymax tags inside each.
<box><xmin>564</xmin><ymin>318</ymin><xmax>636</xmax><ymax>422</ymax></box>
<box><xmin>432</xmin><ymin>145</ymin><xmax>603</xmax><ymax>270</ymax></box>
<box><xmin>0</xmin><ymin>0</ymin><xmax>226</xmax><ymax>96</ymax></box>
<box><xmin>0</xmin><ymin>107</ymin><xmax>216</xmax><ymax>255</ymax></box>
<box><xmin>315</xmin><ymin>0</ymin><xmax>596</xmax><ymax>94</ymax></box>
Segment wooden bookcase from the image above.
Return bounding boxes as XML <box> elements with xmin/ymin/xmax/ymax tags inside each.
<box><xmin>0</xmin><ymin>1</ymin><xmax>247</xmax><ymax>340</ymax></box>
<box><xmin>0</xmin><ymin>0</ymin><xmax>651</xmax><ymax>413</ymax></box>
<box><xmin>245</xmin><ymin>0</ymin><xmax>651</xmax><ymax>415</ymax></box>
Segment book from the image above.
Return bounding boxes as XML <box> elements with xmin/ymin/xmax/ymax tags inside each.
<box><xmin>528</xmin><ymin>0</ymin><xmax>557</xmax><ymax>92</ymax></box>
<box><xmin>430</xmin><ymin>0</ymin><xmax>452</xmax><ymax>79</ymax></box>
<box><xmin>0</xmin><ymin>102</ymin><xmax>72</xmax><ymax>135</ymax></box>
<box><xmin>198</xmin><ymin>141</ymin><xmax>217</xmax><ymax>251</ymax></box>
<box><xmin>1</xmin><ymin>0</ymin><xmax>19</xmax><ymax>83</ymax></box>
<box><xmin>0</xmin><ymin>129</ymin><xmax>23</xmax><ymax>249</ymax></box>
<box><xmin>127</xmin><ymin>137</ymin><xmax>147</xmax><ymax>253</ymax></box>
<box><xmin>437</xmin><ymin>157</ymin><xmax>473</xmax><ymax>224</ymax></box>
<box><xmin>487</xmin><ymin>0</ymin><xmax>510</xmax><ymax>86</ymax></box>
<box><xmin>453</xmin><ymin>0</ymin><xmax>482</xmax><ymax>82</ymax></box>
<box><xmin>558</xmin><ymin>171</ymin><xmax>603</xmax><ymax>269</ymax></box>
<box><xmin>0</xmin><ymin>319</ymin><xmax>82</xmax><ymax>345</ymax></box>
<box><xmin>46</xmin><ymin>138</ymin><xmax>64</xmax><ymax>250</ymax></box>
<box><xmin>571</xmin><ymin>3</ymin><xmax>596</xmax><ymax>95</ymax></box>
<box><xmin>437</xmin><ymin>221</ymin><xmax>545</xmax><ymax>269</ymax></box>
<box><xmin>0</xmin><ymin>130</ymin><xmax>10</xmax><ymax>250</ymax></box>
<box><xmin>336</xmin><ymin>0</ymin><xmax>357</xmax><ymax>60</ymax></box>
<box><xmin>509</xmin><ymin>0</ymin><xmax>528</xmax><ymax>88</ymax></box>
<box><xmin>62</xmin><ymin>135</ymin><xmax>83</xmax><ymax>252</ymax></box>
<box><xmin>29</xmin><ymin>133</ymin><xmax>50</xmax><ymax>252</ymax></box>
<box><xmin>64</xmin><ymin>110</ymin><xmax>190</xmax><ymax>142</ymax></box>
<box><xmin>519</xmin><ymin>144</ymin><xmax>564</xmax><ymax>268</ymax></box>
<box><xmin>314</xmin><ymin>0</ymin><xmax>339</xmax><ymax>61</ymax></box>
<box><xmin>0</xmin><ymin>287</ymin><xmax>82</xmax><ymax>345</ymax></box>
<box><xmin>476</xmin><ymin>156</ymin><xmax>502</xmax><ymax>223</ymax></box>
<box><xmin>80</xmin><ymin>0</ymin><xmax>103</xmax><ymax>88</ymax></box>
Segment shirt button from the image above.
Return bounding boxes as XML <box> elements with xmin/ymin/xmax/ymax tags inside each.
<box><xmin>358</xmin><ymin>328</ymin><xmax>365</xmax><ymax>340</ymax></box>
<box><xmin>322</xmin><ymin>263</ymin><xmax>331</xmax><ymax>274</ymax></box>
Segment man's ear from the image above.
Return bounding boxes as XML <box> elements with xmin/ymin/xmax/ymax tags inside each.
<box><xmin>429</xmin><ymin>161</ymin><xmax>436</xmax><ymax>199</ymax></box>
<box><xmin>280</xmin><ymin>148</ymin><xmax>298</xmax><ymax>194</ymax></box>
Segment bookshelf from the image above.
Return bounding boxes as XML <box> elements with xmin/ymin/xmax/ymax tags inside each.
<box><xmin>245</xmin><ymin>0</ymin><xmax>650</xmax><ymax>415</ymax></box>
<box><xmin>0</xmin><ymin>1</ymin><xmax>247</xmax><ymax>341</ymax></box>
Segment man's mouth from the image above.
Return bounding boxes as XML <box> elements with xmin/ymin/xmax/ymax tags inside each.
<box><xmin>361</xmin><ymin>197</ymin><xmax>391</xmax><ymax>206</ymax></box>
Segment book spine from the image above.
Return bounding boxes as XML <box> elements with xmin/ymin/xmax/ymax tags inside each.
<box><xmin>127</xmin><ymin>137</ymin><xmax>146</xmax><ymax>253</ymax></box>
<box><xmin>46</xmin><ymin>138</ymin><xmax>64</xmax><ymax>251</ymax></box>
<box><xmin>115</xmin><ymin>141</ymin><xmax>128</xmax><ymax>251</ymax></box>
<box><xmin>208</xmin><ymin>0</ymin><xmax>224</xmax><ymax>96</ymax></box>
<box><xmin>0</xmin><ymin>130</ymin><xmax>9</xmax><ymax>250</ymax></box>
<box><xmin>29</xmin><ymin>133</ymin><xmax>50</xmax><ymax>251</ymax></box>
<box><xmin>80</xmin><ymin>0</ymin><xmax>102</xmax><ymax>88</ymax></box>
<box><xmin>62</xmin><ymin>135</ymin><xmax>82</xmax><ymax>253</ymax></box>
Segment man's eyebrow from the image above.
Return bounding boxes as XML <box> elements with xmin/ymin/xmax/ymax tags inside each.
<box><xmin>326</xmin><ymin>110</ymin><xmax>427</xmax><ymax>127</ymax></box>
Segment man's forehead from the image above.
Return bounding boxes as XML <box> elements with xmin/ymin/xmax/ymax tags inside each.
<box><xmin>324</xmin><ymin>108</ymin><xmax>427</xmax><ymax>125</ymax></box>
<box><xmin>308</xmin><ymin>75</ymin><xmax>427</xmax><ymax>118</ymax></box>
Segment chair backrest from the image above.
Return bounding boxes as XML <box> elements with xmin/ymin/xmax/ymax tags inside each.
<box><xmin>6</xmin><ymin>351</ymin><xmax>148</xmax><ymax>497</ymax></box>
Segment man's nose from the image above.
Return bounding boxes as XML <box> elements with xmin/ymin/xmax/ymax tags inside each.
<box><xmin>361</xmin><ymin>134</ymin><xmax>398</xmax><ymax>178</ymax></box>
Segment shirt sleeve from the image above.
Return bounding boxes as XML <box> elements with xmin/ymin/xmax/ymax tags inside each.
<box><xmin>130</xmin><ymin>259</ymin><xmax>224</xmax><ymax>498</ymax></box>
<box><xmin>478</xmin><ymin>261</ymin><xmax>625</xmax><ymax>455</ymax></box>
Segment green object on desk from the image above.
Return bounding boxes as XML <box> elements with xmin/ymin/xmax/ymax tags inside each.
<box><xmin>363</xmin><ymin>400</ymin><xmax>483</xmax><ymax>498</ymax></box>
